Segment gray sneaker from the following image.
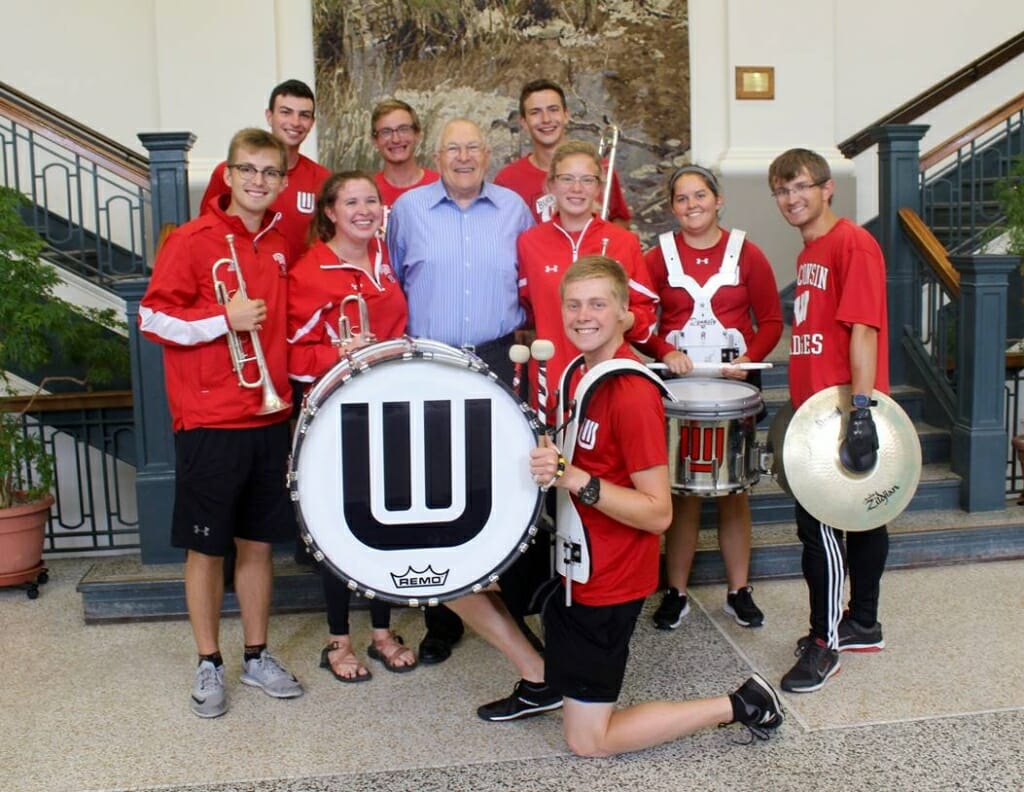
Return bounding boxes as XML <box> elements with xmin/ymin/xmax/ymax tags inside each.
<box><xmin>191</xmin><ymin>660</ymin><xmax>227</xmax><ymax>718</ymax></box>
<box><xmin>241</xmin><ymin>649</ymin><xmax>304</xmax><ymax>699</ymax></box>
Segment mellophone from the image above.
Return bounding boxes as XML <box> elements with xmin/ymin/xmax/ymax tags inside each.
<box><xmin>288</xmin><ymin>332</ymin><xmax>919</xmax><ymax>606</ymax></box>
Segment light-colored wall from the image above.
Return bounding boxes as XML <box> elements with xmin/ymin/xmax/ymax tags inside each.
<box><xmin>687</xmin><ymin>0</ymin><xmax>1024</xmax><ymax>284</ymax></box>
<box><xmin>1</xmin><ymin>1</ymin><xmax>1020</xmax><ymax>277</ymax></box>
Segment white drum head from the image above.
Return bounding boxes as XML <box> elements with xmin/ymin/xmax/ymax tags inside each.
<box><xmin>663</xmin><ymin>377</ymin><xmax>762</xmax><ymax>419</ymax></box>
<box><xmin>290</xmin><ymin>339</ymin><xmax>543</xmax><ymax>605</ymax></box>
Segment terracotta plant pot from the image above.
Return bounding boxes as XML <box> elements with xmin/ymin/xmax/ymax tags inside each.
<box><xmin>0</xmin><ymin>494</ymin><xmax>54</xmax><ymax>582</ymax></box>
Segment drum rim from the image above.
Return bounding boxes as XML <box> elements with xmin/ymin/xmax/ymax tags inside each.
<box><xmin>288</xmin><ymin>337</ymin><xmax>546</xmax><ymax>606</ymax></box>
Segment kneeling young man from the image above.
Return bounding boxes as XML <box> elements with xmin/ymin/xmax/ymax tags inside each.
<box><xmin>450</xmin><ymin>255</ymin><xmax>782</xmax><ymax>756</ymax></box>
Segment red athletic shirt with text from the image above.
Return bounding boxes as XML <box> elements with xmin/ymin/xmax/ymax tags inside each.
<box><xmin>788</xmin><ymin>218</ymin><xmax>889</xmax><ymax>408</ymax></box>
<box><xmin>567</xmin><ymin>344</ymin><xmax>668</xmax><ymax>606</ymax></box>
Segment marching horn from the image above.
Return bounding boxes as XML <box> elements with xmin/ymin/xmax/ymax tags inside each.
<box><xmin>212</xmin><ymin>234</ymin><xmax>289</xmax><ymax>416</ymax></box>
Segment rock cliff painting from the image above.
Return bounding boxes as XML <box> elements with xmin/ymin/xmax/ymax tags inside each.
<box><xmin>313</xmin><ymin>0</ymin><xmax>690</xmax><ymax>244</ymax></box>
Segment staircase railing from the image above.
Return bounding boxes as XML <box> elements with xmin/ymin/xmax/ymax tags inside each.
<box><xmin>919</xmin><ymin>92</ymin><xmax>1024</xmax><ymax>254</ymax></box>
<box><xmin>0</xmin><ymin>391</ymin><xmax>139</xmax><ymax>553</ymax></box>
<box><xmin>0</xmin><ymin>81</ymin><xmax>151</xmax><ymax>285</ymax></box>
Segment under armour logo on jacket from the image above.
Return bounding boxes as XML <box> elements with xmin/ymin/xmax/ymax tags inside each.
<box><xmin>545</xmin><ymin>265</ymin><xmax>559</xmax><ymax>274</ymax></box>
<box><xmin>695</xmin><ymin>257</ymin><xmax>710</xmax><ymax>265</ymax></box>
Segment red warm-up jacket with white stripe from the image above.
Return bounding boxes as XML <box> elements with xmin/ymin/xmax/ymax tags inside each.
<box><xmin>139</xmin><ymin>199</ymin><xmax>290</xmax><ymax>431</ymax></box>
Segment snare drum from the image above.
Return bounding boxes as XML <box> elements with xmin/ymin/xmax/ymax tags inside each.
<box><xmin>289</xmin><ymin>338</ymin><xmax>544</xmax><ymax>606</ymax></box>
<box><xmin>663</xmin><ymin>378</ymin><xmax>763</xmax><ymax>496</ymax></box>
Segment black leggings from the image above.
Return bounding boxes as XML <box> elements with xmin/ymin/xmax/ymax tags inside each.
<box><xmin>323</xmin><ymin>568</ymin><xmax>391</xmax><ymax>635</ymax></box>
<box><xmin>795</xmin><ymin>501</ymin><xmax>889</xmax><ymax>646</ymax></box>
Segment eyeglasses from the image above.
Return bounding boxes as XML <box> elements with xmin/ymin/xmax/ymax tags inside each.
<box><xmin>373</xmin><ymin>124</ymin><xmax>416</xmax><ymax>139</ymax></box>
<box><xmin>440</xmin><ymin>143</ymin><xmax>485</xmax><ymax>158</ymax></box>
<box><xmin>228</xmin><ymin>163</ymin><xmax>285</xmax><ymax>183</ymax></box>
<box><xmin>553</xmin><ymin>174</ymin><xmax>600</xmax><ymax>187</ymax></box>
<box><xmin>770</xmin><ymin>179</ymin><xmax>827</xmax><ymax>200</ymax></box>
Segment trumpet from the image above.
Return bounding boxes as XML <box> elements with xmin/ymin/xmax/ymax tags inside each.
<box><xmin>212</xmin><ymin>234</ymin><xmax>289</xmax><ymax>416</ymax></box>
<box><xmin>597</xmin><ymin>118</ymin><xmax>619</xmax><ymax>221</ymax></box>
<box><xmin>334</xmin><ymin>293</ymin><xmax>376</xmax><ymax>350</ymax></box>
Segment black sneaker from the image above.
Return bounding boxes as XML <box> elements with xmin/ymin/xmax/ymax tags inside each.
<box><xmin>728</xmin><ymin>673</ymin><xmax>784</xmax><ymax>740</ymax></box>
<box><xmin>477</xmin><ymin>679</ymin><xmax>563</xmax><ymax>722</ymax></box>
<box><xmin>652</xmin><ymin>587</ymin><xmax>690</xmax><ymax>630</ymax></box>
<box><xmin>781</xmin><ymin>638</ymin><xmax>840</xmax><ymax>693</ymax></box>
<box><xmin>795</xmin><ymin>612</ymin><xmax>885</xmax><ymax>654</ymax></box>
<box><xmin>725</xmin><ymin>586</ymin><xmax>765</xmax><ymax>627</ymax></box>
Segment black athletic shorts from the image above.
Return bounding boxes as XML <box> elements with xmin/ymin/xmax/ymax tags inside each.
<box><xmin>171</xmin><ymin>422</ymin><xmax>296</xmax><ymax>556</ymax></box>
<box><xmin>543</xmin><ymin>587</ymin><xmax>644</xmax><ymax>703</ymax></box>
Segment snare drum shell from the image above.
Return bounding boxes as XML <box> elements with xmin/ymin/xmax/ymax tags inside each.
<box><xmin>663</xmin><ymin>378</ymin><xmax>763</xmax><ymax>496</ymax></box>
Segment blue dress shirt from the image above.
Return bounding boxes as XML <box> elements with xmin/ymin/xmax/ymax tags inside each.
<box><xmin>387</xmin><ymin>180</ymin><xmax>534</xmax><ymax>347</ymax></box>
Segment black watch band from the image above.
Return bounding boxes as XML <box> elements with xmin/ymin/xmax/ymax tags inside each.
<box><xmin>577</xmin><ymin>475</ymin><xmax>601</xmax><ymax>506</ymax></box>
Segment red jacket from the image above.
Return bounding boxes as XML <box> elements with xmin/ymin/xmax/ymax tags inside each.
<box><xmin>287</xmin><ymin>238</ymin><xmax>408</xmax><ymax>383</ymax></box>
<box><xmin>139</xmin><ymin>198</ymin><xmax>290</xmax><ymax>431</ymax></box>
<box><xmin>516</xmin><ymin>215</ymin><xmax>658</xmax><ymax>414</ymax></box>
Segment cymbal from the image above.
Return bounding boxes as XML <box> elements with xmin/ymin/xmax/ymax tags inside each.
<box><xmin>782</xmin><ymin>385</ymin><xmax>922</xmax><ymax>532</ymax></box>
<box><xmin>767</xmin><ymin>401</ymin><xmax>795</xmax><ymax>497</ymax></box>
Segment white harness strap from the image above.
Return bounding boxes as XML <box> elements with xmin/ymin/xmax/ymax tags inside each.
<box><xmin>658</xmin><ymin>230</ymin><xmax>749</xmax><ymax>364</ymax></box>
<box><xmin>554</xmin><ymin>357</ymin><xmax>674</xmax><ymax>599</ymax></box>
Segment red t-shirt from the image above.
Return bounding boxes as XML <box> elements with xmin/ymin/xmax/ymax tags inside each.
<box><xmin>567</xmin><ymin>345</ymin><xmax>668</xmax><ymax>606</ymax></box>
<box><xmin>287</xmin><ymin>238</ymin><xmax>408</xmax><ymax>383</ymax></box>
<box><xmin>374</xmin><ymin>168</ymin><xmax>440</xmax><ymax>209</ymax></box>
<box><xmin>640</xmin><ymin>229</ymin><xmax>783</xmax><ymax>363</ymax></box>
<box><xmin>516</xmin><ymin>217</ymin><xmax>658</xmax><ymax>415</ymax></box>
<box><xmin>200</xmin><ymin>154</ymin><xmax>330</xmax><ymax>265</ymax></box>
<box><xmin>494</xmin><ymin>155</ymin><xmax>631</xmax><ymax>224</ymax></box>
<box><xmin>788</xmin><ymin>218</ymin><xmax>890</xmax><ymax>408</ymax></box>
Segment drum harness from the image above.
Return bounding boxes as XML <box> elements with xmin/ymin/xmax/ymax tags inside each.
<box><xmin>658</xmin><ymin>228</ymin><xmax>748</xmax><ymax>364</ymax></box>
<box><xmin>550</xmin><ymin>356</ymin><xmax>675</xmax><ymax>605</ymax></box>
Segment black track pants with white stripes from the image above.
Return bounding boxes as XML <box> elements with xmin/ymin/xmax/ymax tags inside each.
<box><xmin>795</xmin><ymin>502</ymin><xmax>889</xmax><ymax>647</ymax></box>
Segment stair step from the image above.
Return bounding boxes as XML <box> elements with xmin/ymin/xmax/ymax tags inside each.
<box><xmin>78</xmin><ymin>498</ymin><xmax>1024</xmax><ymax>622</ymax></box>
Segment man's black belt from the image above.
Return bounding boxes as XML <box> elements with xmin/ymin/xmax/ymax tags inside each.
<box><xmin>463</xmin><ymin>332</ymin><xmax>515</xmax><ymax>358</ymax></box>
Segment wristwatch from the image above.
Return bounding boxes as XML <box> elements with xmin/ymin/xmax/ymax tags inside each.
<box><xmin>851</xmin><ymin>393</ymin><xmax>872</xmax><ymax>409</ymax></box>
<box><xmin>577</xmin><ymin>475</ymin><xmax>601</xmax><ymax>506</ymax></box>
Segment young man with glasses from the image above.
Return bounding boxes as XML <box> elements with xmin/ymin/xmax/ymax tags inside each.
<box><xmin>200</xmin><ymin>79</ymin><xmax>330</xmax><ymax>264</ymax></box>
<box><xmin>386</xmin><ymin>117</ymin><xmax>535</xmax><ymax>666</ymax></box>
<box><xmin>768</xmin><ymin>147</ymin><xmax>890</xmax><ymax>694</ymax></box>
<box><xmin>140</xmin><ymin>128</ymin><xmax>304</xmax><ymax>718</ymax></box>
<box><xmin>370</xmin><ymin>99</ymin><xmax>439</xmax><ymax>218</ymax></box>
<box><xmin>495</xmin><ymin>79</ymin><xmax>631</xmax><ymax>228</ymax></box>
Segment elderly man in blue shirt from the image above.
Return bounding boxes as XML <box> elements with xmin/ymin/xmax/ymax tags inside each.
<box><xmin>387</xmin><ymin>117</ymin><xmax>537</xmax><ymax>666</ymax></box>
<box><xmin>388</xmin><ymin>117</ymin><xmax>534</xmax><ymax>384</ymax></box>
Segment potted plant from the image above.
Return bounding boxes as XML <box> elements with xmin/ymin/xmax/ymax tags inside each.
<box><xmin>0</xmin><ymin>185</ymin><xmax>128</xmax><ymax>595</ymax></box>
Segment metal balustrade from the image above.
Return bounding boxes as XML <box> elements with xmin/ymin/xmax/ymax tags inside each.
<box><xmin>0</xmin><ymin>82</ymin><xmax>151</xmax><ymax>286</ymax></box>
<box><xmin>3</xmin><ymin>393</ymin><xmax>139</xmax><ymax>554</ymax></box>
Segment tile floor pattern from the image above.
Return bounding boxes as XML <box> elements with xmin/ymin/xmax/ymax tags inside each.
<box><xmin>1</xmin><ymin>556</ymin><xmax>1022</xmax><ymax>792</ymax></box>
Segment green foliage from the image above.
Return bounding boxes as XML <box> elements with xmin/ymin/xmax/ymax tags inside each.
<box><xmin>995</xmin><ymin>155</ymin><xmax>1024</xmax><ymax>262</ymax></box>
<box><xmin>0</xmin><ymin>185</ymin><xmax>129</xmax><ymax>507</ymax></box>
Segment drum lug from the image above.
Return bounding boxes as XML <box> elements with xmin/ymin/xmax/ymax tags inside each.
<box><xmin>758</xmin><ymin>445</ymin><xmax>774</xmax><ymax>476</ymax></box>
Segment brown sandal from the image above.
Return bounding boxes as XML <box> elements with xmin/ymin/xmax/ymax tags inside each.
<box><xmin>367</xmin><ymin>633</ymin><xmax>419</xmax><ymax>673</ymax></box>
<box><xmin>319</xmin><ymin>638</ymin><xmax>372</xmax><ymax>683</ymax></box>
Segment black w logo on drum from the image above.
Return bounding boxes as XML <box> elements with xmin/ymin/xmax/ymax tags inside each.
<box><xmin>340</xmin><ymin>399</ymin><xmax>493</xmax><ymax>550</ymax></box>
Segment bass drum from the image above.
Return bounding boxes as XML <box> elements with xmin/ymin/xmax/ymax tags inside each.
<box><xmin>289</xmin><ymin>338</ymin><xmax>544</xmax><ymax>606</ymax></box>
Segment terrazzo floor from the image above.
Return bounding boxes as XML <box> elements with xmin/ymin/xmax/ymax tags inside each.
<box><xmin>1</xmin><ymin>555</ymin><xmax>1022</xmax><ymax>792</ymax></box>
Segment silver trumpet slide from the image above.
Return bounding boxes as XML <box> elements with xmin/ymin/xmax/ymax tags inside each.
<box><xmin>212</xmin><ymin>234</ymin><xmax>289</xmax><ymax>416</ymax></box>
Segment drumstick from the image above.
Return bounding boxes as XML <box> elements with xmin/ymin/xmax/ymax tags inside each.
<box><xmin>648</xmin><ymin>361</ymin><xmax>773</xmax><ymax>373</ymax></box>
<box><xmin>531</xmin><ymin>339</ymin><xmax>556</xmax><ymax>430</ymax></box>
<box><xmin>509</xmin><ymin>343</ymin><xmax>531</xmax><ymax>394</ymax></box>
